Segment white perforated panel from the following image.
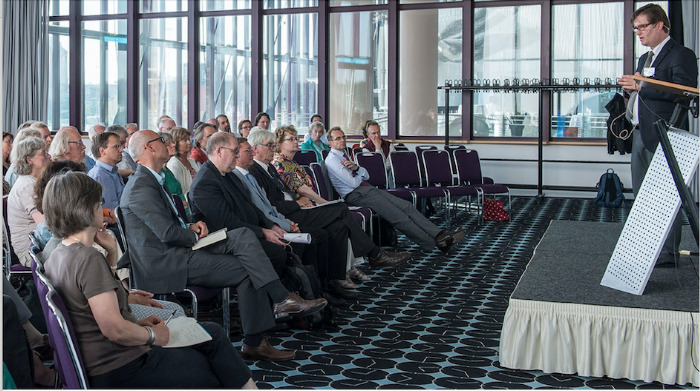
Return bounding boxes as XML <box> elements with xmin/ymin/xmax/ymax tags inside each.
<box><xmin>601</xmin><ymin>130</ymin><xmax>699</xmax><ymax>295</ymax></box>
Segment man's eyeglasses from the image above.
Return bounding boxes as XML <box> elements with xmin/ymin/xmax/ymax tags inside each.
<box><xmin>633</xmin><ymin>22</ymin><xmax>657</xmax><ymax>31</ymax></box>
<box><xmin>68</xmin><ymin>140</ymin><xmax>84</xmax><ymax>147</ymax></box>
<box><xmin>258</xmin><ymin>143</ymin><xmax>275</xmax><ymax>149</ymax></box>
<box><xmin>220</xmin><ymin>146</ymin><xmax>240</xmax><ymax>155</ymax></box>
<box><xmin>145</xmin><ymin>136</ymin><xmax>165</xmax><ymax>148</ymax></box>
<box><xmin>239</xmin><ymin>147</ymin><xmax>253</xmax><ymax>153</ymax></box>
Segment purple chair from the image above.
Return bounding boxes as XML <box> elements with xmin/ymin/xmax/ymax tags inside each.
<box><xmin>3</xmin><ymin>195</ymin><xmax>31</xmax><ymax>278</ymax></box>
<box><xmin>302</xmin><ymin>165</ymin><xmax>319</xmax><ymax>194</ymax></box>
<box><xmin>389</xmin><ymin>151</ymin><xmax>449</xmax><ymax>208</ymax></box>
<box><xmin>443</xmin><ymin>144</ymin><xmax>467</xmax><ymax>174</ymax></box>
<box><xmin>114</xmin><ymin>206</ymin><xmax>230</xmax><ymax>334</ymax></box>
<box><xmin>453</xmin><ymin>149</ymin><xmax>511</xmax><ymax>218</ymax></box>
<box><xmin>321</xmin><ymin>149</ymin><xmax>330</xmax><ymax>160</ymax></box>
<box><xmin>294</xmin><ymin>150</ymin><xmax>318</xmax><ymax>166</ymax></box>
<box><xmin>414</xmin><ymin>145</ymin><xmax>437</xmax><ymax>186</ymax></box>
<box><xmin>34</xmin><ymin>269</ymin><xmax>90</xmax><ymax>389</ymax></box>
<box><xmin>309</xmin><ymin>163</ymin><xmax>332</xmax><ymax>200</ymax></box>
<box><xmin>422</xmin><ymin>150</ymin><xmax>478</xmax><ymax>217</ymax></box>
<box><xmin>355</xmin><ymin>152</ymin><xmax>412</xmax><ymax>201</ymax></box>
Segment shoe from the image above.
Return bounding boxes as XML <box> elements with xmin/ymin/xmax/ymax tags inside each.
<box><xmin>327</xmin><ymin>280</ymin><xmax>359</xmax><ymax>299</ymax></box>
<box><xmin>274</xmin><ymin>292</ymin><xmax>327</xmax><ymax>319</ymax></box>
<box><xmin>324</xmin><ymin>292</ymin><xmax>346</xmax><ymax>306</ymax></box>
<box><xmin>241</xmin><ymin>339</ymin><xmax>295</xmax><ymax>361</ymax></box>
<box><xmin>436</xmin><ymin>229</ymin><xmax>466</xmax><ymax>253</ymax></box>
<box><xmin>348</xmin><ymin>267</ymin><xmax>371</xmax><ymax>281</ymax></box>
<box><xmin>369</xmin><ymin>250</ymin><xmax>410</xmax><ymax>268</ymax></box>
<box><xmin>337</xmin><ymin>277</ymin><xmax>358</xmax><ymax>289</ymax></box>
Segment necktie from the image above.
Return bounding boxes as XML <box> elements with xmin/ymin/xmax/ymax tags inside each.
<box><xmin>245</xmin><ymin>173</ymin><xmax>264</xmax><ymax>197</ymax></box>
<box><xmin>343</xmin><ymin>153</ymin><xmax>357</xmax><ymax>177</ymax></box>
<box><xmin>626</xmin><ymin>51</ymin><xmax>655</xmax><ymax>122</ymax></box>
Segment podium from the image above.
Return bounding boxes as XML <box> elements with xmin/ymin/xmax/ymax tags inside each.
<box><xmin>601</xmin><ymin>77</ymin><xmax>699</xmax><ymax>295</ymax></box>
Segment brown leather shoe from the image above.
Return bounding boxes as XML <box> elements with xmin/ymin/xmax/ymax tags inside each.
<box><xmin>436</xmin><ymin>229</ymin><xmax>466</xmax><ymax>253</ymax></box>
<box><xmin>241</xmin><ymin>339</ymin><xmax>295</xmax><ymax>361</ymax></box>
<box><xmin>273</xmin><ymin>292</ymin><xmax>327</xmax><ymax>319</ymax></box>
<box><xmin>369</xmin><ymin>250</ymin><xmax>410</xmax><ymax>268</ymax></box>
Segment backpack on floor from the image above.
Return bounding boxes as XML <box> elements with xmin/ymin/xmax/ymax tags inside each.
<box><xmin>594</xmin><ymin>168</ymin><xmax>625</xmax><ymax>207</ymax></box>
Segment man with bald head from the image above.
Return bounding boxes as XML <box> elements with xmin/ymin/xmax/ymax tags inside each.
<box><xmin>159</xmin><ymin>118</ymin><xmax>176</xmax><ymax>133</ymax></box>
<box><xmin>120</xmin><ymin>130</ymin><xmax>326</xmax><ymax>361</ymax></box>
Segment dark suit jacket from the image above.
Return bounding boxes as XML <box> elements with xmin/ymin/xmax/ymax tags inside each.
<box><xmin>248</xmin><ymin>161</ymin><xmax>302</xmax><ymax>216</ymax></box>
<box><xmin>636</xmin><ymin>38</ymin><xmax>698</xmax><ymax>151</ymax></box>
<box><xmin>120</xmin><ymin>165</ymin><xmax>198</xmax><ymax>293</ymax></box>
<box><xmin>189</xmin><ymin>160</ymin><xmax>274</xmax><ymax>238</ymax></box>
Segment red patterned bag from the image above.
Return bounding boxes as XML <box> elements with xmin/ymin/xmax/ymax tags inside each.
<box><xmin>483</xmin><ymin>198</ymin><xmax>509</xmax><ymax>221</ymax></box>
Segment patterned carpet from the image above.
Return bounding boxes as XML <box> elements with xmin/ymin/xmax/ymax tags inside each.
<box><xmin>205</xmin><ymin>196</ymin><xmax>695</xmax><ymax>389</ymax></box>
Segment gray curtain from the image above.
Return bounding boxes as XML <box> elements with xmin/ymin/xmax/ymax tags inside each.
<box><xmin>681</xmin><ymin>1</ymin><xmax>699</xmax><ymax>201</ymax></box>
<box><xmin>2</xmin><ymin>0</ymin><xmax>49</xmax><ymax>135</ymax></box>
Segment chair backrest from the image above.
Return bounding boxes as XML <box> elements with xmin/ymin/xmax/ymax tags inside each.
<box><xmin>388</xmin><ymin>151</ymin><xmax>422</xmax><ymax>188</ymax></box>
<box><xmin>422</xmin><ymin>150</ymin><xmax>454</xmax><ymax>187</ymax></box>
<box><xmin>302</xmin><ymin>165</ymin><xmax>318</xmax><ymax>194</ymax></box>
<box><xmin>453</xmin><ymin>148</ymin><xmax>484</xmax><ymax>185</ymax></box>
<box><xmin>34</xmin><ymin>269</ymin><xmax>90</xmax><ymax>389</ymax></box>
<box><xmin>114</xmin><ymin>207</ymin><xmax>129</xmax><ymax>253</ymax></box>
<box><xmin>393</xmin><ymin>142</ymin><xmax>409</xmax><ymax>152</ymax></box>
<box><xmin>321</xmin><ymin>149</ymin><xmax>330</xmax><ymax>160</ymax></box>
<box><xmin>351</xmin><ymin>147</ymin><xmax>363</xmax><ymax>158</ymax></box>
<box><xmin>310</xmin><ymin>162</ymin><xmax>337</xmax><ymax>200</ymax></box>
<box><xmin>294</xmin><ymin>150</ymin><xmax>318</xmax><ymax>166</ymax></box>
<box><xmin>171</xmin><ymin>195</ymin><xmax>188</xmax><ymax>222</ymax></box>
<box><xmin>3</xmin><ymin>195</ymin><xmax>19</xmax><ymax>274</ymax></box>
<box><xmin>443</xmin><ymin>145</ymin><xmax>467</xmax><ymax>173</ymax></box>
<box><xmin>414</xmin><ymin>145</ymin><xmax>437</xmax><ymax>186</ymax></box>
<box><xmin>356</xmin><ymin>152</ymin><xmax>388</xmax><ymax>189</ymax></box>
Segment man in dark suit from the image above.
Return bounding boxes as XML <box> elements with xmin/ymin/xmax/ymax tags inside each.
<box><xmin>120</xmin><ymin>130</ymin><xmax>327</xmax><ymax>361</ymax></box>
<box><xmin>246</xmin><ymin>130</ymin><xmax>411</xmax><ymax>270</ymax></box>
<box><xmin>618</xmin><ymin>4</ymin><xmax>698</xmax><ymax>264</ymax></box>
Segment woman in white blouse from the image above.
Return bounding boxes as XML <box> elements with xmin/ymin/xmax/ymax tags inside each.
<box><xmin>166</xmin><ymin>127</ymin><xmax>199</xmax><ymax>194</ymax></box>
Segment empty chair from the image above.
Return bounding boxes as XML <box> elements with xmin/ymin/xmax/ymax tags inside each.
<box><xmin>414</xmin><ymin>145</ymin><xmax>438</xmax><ymax>186</ymax></box>
<box><xmin>422</xmin><ymin>150</ymin><xmax>478</xmax><ymax>216</ymax></box>
<box><xmin>389</xmin><ymin>151</ymin><xmax>449</xmax><ymax>208</ymax></box>
<box><xmin>294</xmin><ymin>150</ymin><xmax>318</xmax><ymax>166</ymax></box>
<box><xmin>443</xmin><ymin>144</ymin><xmax>467</xmax><ymax>174</ymax></box>
<box><xmin>310</xmin><ymin>162</ymin><xmax>332</xmax><ymax>201</ymax></box>
<box><xmin>355</xmin><ymin>152</ymin><xmax>412</xmax><ymax>201</ymax></box>
<box><xmin>393</xmin><ymin>142</ymin><xmax>409</xmax><ymax>152</ymax></box>
<box><xmin>453</xmin><ymin>149</ymin><xmax>510</xmax><ymax>216</ymax></box>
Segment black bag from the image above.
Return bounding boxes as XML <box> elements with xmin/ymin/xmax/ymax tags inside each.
<box><xmin>594</xmin><ymin>168</ymin><xmax>626</xmax><ymax>207</ymax></box>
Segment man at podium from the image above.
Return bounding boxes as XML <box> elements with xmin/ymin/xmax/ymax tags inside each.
<box><xmin>618</xmin><ymin>3</ymin><xmax>698</xmax><ymax>265</ymax></box>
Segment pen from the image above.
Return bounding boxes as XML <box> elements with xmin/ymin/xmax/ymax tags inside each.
<box><xmin>164</xmin><ymin>310</ymin><xmax>177</xmax><ymax>326</ymax></box>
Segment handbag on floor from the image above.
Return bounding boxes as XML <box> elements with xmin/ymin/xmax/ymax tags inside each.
<box><xmin>483</xmin><ymin>198</ymin><xmax>509</xmax><ymax>221</ymax></box>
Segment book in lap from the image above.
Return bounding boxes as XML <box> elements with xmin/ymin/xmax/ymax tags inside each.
<box><xmin>163</xmin><ymin>317</ymin><xmax>212</xmax><ymax>348</ymax></box>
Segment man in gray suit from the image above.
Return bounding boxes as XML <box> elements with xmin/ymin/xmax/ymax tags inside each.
<box><xmin>120</xmin><ymin>130</ymin><xmax>327</xmax><ymax>361</ymax></box>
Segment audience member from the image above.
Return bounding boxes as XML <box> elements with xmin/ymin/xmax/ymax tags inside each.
<box><xmin>7</xmin><ymin>137</ymin><xmax>49</xmax><ymax>266</ymax></box>
<box><xmin>325</xmin><ymin>128</ymin><xmax>465</xmax><ymax>253</ymax></box>
<box><xmin>166</xmin><ymin>126</ymin><xmax>200</xmax><ymax>193</ymax></box>
<box><xmin>272</xmin><ymin>125</ymin><xmax>327</xmax><ymax>205</ymax></box>
<box><xmin>87</xmin><ymin>131</ymin><xmax>124</xmax><ymax>241</ymax></box>
<box><xmin>216</xmin><ymin>114</ymin><xmax>231</xmax><ymax>133</ymax></box>
<box><xmin>3</xmin><ymin>132</ymin><xmax>13</xmax><ymax>176</ymax></box>
<box><xmin>206</xmin><ymin>118</ymin><xmax>218</xmax><ymax>126</ymax></box>
<box><xmin>33</xmin><ymin>122</ymin><xmax>53</xmax><ymax>152</ymax></box>
<box><xmin>238</xmin><ymin>119</ymin><xmax>253</xmax><ymax>138</ymax></box>
<box><xmin>50</xmin><ymin>126</ymin><xmax>87</xmax><ymax>167</ymax></box>
<box><xmin>190</xmin><ymin>123</ymin><xmax>217</xmax><ymax>165</ymax></box>
<box><xmin>254</xmin><ymin>112</ymin><xmax>271</xmax><ymax>130</ymax></box>
<box><xmin>85</xmin><ymin>123</ymin><xmax>106</xmax><ymax>171</ymax></box>
<box><xmin>42</xmin><ymin>171</ymin><xmax>257</xmax><ymax>388</ymax></box>
<box><xmin>109</xmin><ymin>125</ymin><xmax>137</xmax><ymax>175</ymax></box>
<box><xmin>158</xmin><ymin>117</ymin><xmax>176</xmax><ymax>133</ymax></box>
<box><xmin>300</xmin><ymin>121</ymin><xmax>329</xmax><ymax>161</ymax></box>
<box><xmin>5</xmin><ymin>127</ymin><xmax>42</xmax><ymax>187</ymax></box>
<box><xmin>160</xmin><ymin>132</ymin><xmax>191</xmax><ymax>216</ymax></box>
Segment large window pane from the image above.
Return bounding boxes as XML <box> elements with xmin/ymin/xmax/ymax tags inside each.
<box><xmin>473</xmin><ymin>6</ymin><xmax>540</xmax><ymax>138</ymax></box>
<box><xmin>264</xmin><ymin>0</ymin><xmax>317</xmax><ymax>9</ymax></box>
<box><xmin>139</xmin><ymin>18</ymin><xmax>188</xmax><ymax>130</ymax></box>
<box><xmin>329</xmin><ymin>11</ymin><xmax>387</xmax><ymax>136</ymax></box>
<box><xmin>551</xmin><ymin>3</ymin><xmax>623</xmax><ymax>139</ymax></box>
<box><xmin>200</xmin><ymin>0</ymin><xmax>251</xmax><ymax>11</ymax></box>
<box><xmin>399</xmin><ymin>8</ymin><xmax>461</xmax><ymax>137</ymax></box>
<box><xmin>48</xmin><ymin>21</ymin><xmax>70</xmax><ymax>131</ymax></box>
<box><xmin>82</xmin><ymin>20</ymin><xmax>127</xmax><ymax>130</ymax></box>
<box><xmin>200</xmin><ymin>16</ymin><xmax>251</xmax><ymax>125</ymax></box>
<box><xmin>82</xmin><ymin>0</ymin><xmax>126</xmax><ymax>16</ymax></box>
<box><xmin>330</xmin><ymin>0</ymin><xmax>386</xmax><ymax>5</ymax></box>
<box><xmin>140</xmin><ymin>0</ymin><xmax>187</xmax><ymax>13</ymax></box>
<box><xmin>263</xmin><ymin>13</ymin><xmax>318</xmax><ymax>129</ymax></box>
<box><xmin>49</xmin><ymin>0</ymin><xmax>69</xmax><ymax>16</ymax></box>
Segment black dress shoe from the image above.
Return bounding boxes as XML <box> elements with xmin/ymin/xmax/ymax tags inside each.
<box><xmin>241</xmin><ymin>339</ymin><xmax>295</xmax><ymax>361</ymax></box>
<box><xmin>436</xmin><ymin>229</ymin><xmax>466</xmax><ymax>253</ymax></box>
<box><xmin>327</xmin><ymin>280</ymin><xmax>359</xmax><ymax>299</ymax></box>
<box><xmin>324</xmin><ymin>292</ymin><xmax>346</xmax><ymax>306</ymax></box>
<box><xmin>369</xmin><ymin>250</ymin><xmax>410</xmax><ymax>268</ymax></box>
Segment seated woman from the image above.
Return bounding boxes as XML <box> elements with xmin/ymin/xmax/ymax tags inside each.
<box><xmin>254</xmin><ymin>112</ymin><xmax>271</xmax><ymax>131</ymax></box>
<box><xmin>7</xmin><ymin>137</ymin><xmax>50</xmax><ymax>266</ymax></box>
<box><xmin>166</xmin><ymin>127</ymin><xmax>199</xmax><ymax>194</ymax></box>
<box><xmin>189</xmin><ymin>123</ymin><xmax>217</xmax><ymax>166</ymax></box>
<box><xmin>299</xmin><ymin>122</ymin><xmax>329</xmax><ymax>161</ymax></box>
<box><xmin>160</xmin><ymin>132</ymin><xmax>190</xmax><ymax>216</ymax></box>
<box><xmin>238</xmin><ymin>119</ymin><xmax>253</xmax><ymax>138</ymax></box>
<box><xmin>271</xmin><ymin>126</ymin><xmax>328</xmax><ymax>206</ymax></box>
<box><xmin>42</xmin><ymin>172</ymin><xmax>255</xmax><ymax>389</ymax></box>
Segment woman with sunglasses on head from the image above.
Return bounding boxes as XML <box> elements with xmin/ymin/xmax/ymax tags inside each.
<box><xmin>42</xmin><ymin>171</ymin><xmax>256</xmax><ymax>389</ymax></box>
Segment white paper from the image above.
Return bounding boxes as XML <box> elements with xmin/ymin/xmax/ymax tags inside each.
<box><xmin>163</xmin><ymin>317</ymin><xmax>212</xmax><ymax>348</ymax></box>
<box><xmin>192</xmin><ymin>228</ymin><xmax>227</xmax><ymax>250</ymax></box>
<box><xmin>301</xmin><ymin>199</ymin><xmax>344</xmax><ymax>209</ymax></box>
<box><xmin>283</xmin><ymin>233</ymin><xmax>312</xmax><ymax>244</ymax></box>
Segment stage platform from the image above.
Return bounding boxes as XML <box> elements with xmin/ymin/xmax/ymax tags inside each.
<box><xmin>499</xmin><ymin>220</ymin><xmax>699</xmax><ymax>386</ymax></box>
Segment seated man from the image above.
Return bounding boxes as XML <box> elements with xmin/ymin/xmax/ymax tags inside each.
<box><xmin>87</xmin><ymin>131</ymin><xmax>123</xmax><ymax>243</ymax></box>
<box><xmin>120</xmin><ymin>130</ymin><xmax>327</xmax><ymax>361</ymax></box>
<box><xmin>247</xmin><ymin>129</ymin><xmax>409</xmax><ymax>269</ymax></box>
<box><xmin>325</xmin><ymin>128</ymin><xmax>465</xmax><ymax>253</ymax></box>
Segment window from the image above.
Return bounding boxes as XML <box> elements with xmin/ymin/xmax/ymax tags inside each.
<box><xmin>399</xmin><ymin>8</ymin><xmax>461</xmax><ymax>137</ymax></box>
<box><xmin>82</xmin><ymin>0</ymin><xmax>126</xmax><ymax>16</ymax></box>
<box><xmin>200</xmin><ymin>15</ymin><xmax>252</xmax><ymax>125</ymax></box>
<box><xmin>264</xmin><ymin>0</ymin><xmax>317</xmax><ymax>9</ymax></box>
<box><xmin>263</xmin><ymin>13</ymin><xmax>318</xmax><ymax>129</ymax></box>
<box><xmin>140</xmin><ymin>0</ymin><xmax>187</xmax><ymax>13</ymax></box>
<box><xmin>473</xmin><ymin>5</ymin><xmax>541</xmax><ymax>138</ymax></box>
<box><xmin>48</xmin><ymin>21</ymin><xmax>70</xmax><ymax>130</ymax></box>
<box><xmin>329</xmin><ymin>10</ymin><xmax>387</xmax><ymax>136</ymax></box>
<box><xmin>330</xmin><ymin>0</ymin><xmax>386</xmax><ymax>6</ymax></box>
<box><xmin>200</xmin><ymin>0</ymin><xmax>251</xmax><ymax>11</ymax></box>
<box><xmin>82</xmin><ymin>20</ymin><xmax>127</xmax><ymax>129</ymax></box>
<box><xmin>139</xmin><ymin>18</ymin><xmax>188</xmax><ymax>129</ymax></box>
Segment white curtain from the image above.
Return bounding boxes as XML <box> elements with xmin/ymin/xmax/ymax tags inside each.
<box><xmin>2</xmin><ymin>0</ymin><xmax>49</xmax><ymax>134</ymax></box>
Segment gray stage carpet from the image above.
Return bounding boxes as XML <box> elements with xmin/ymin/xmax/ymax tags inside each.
<box><xmin>511</xmin><ymin>220</ymin><xmax>699</xmax><ymax>312</ymax></box>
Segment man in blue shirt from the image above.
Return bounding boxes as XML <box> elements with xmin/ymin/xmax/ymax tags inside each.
<box><xmin>87</xmin><ymin>131</ymin><xmax>124</xmax><ymax>242</ymax></box>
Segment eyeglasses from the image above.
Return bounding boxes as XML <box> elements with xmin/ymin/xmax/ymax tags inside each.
<box><xmin>146</xmin><ymin>136</ymin><xmax>165</xmax><ymax>147</ymax></box>
<box><xmin>106</xmin><ymin>144</ymin><xmax>123</xmax><ymax>150</ymax></box>
<box><xmin>258</xmin><ymin>142</ymin><xmax>275</xmax><ymax>149</ymax></box>
<box><xmin>239</xmin><ymin>147</ymin><xmax>253</xmax><ymax>153</ymax></box>
<box><xmin>68</xmin><ymin>140</ymin><xmax>84</xmax><ymax>147</ymax></box>
<box><xmin>240</xmin><ymin>125</ymin><xmax>251</xmax><ymax>130</ymax></box>
<box><xmin>220</xmin><ymin>146</ymin><xmax>240</xmax><ymax>155</ymax></box>
<box><xmin>284</xmin><ymin>137</ymin><xmax>299</xmax><ymax>142</ymax></box>
<box><xmin>633</xmin><ymin>22</ymin><xmax>657</xmax><ymax>31</ymax></box>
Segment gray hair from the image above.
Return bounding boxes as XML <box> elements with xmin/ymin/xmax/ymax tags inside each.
<box><xmin>107</xmin><ymin>124</ymin><xmax>128</xmax><ymax>139</ymax></box>
<box><xmin>125</xmin><ymin>123</ymin><xmax>139</xmax><ymax>133</ymax></box>
<box><xmin>193</xmin><ymin>123</ymin><xmax>217</xmax><ymax>147</ymax></box>
<box><xmin>247</xmin><ymin>129</ymin><xmax>275</xmax><ymax>146</ymax></box>
<box><xmin>43</xmin><ymin>171</ymin><xmax>103</xmax><ymax>238</ymax></box>
<box><xmin>158</xmin><ymin>131</ymin><xmax>174</xmax><ymax>144</ymax></box>
<box><xmin>14</xmin><ymin>137</ymin><xmax>46</xmax><ymax>175</ymax></box>
<box><xmin>309</xmin><ymin>121</ymin><xmax>325</xmax><ymax>135</ymax></box>
<box><xmin>18</xmin><ymin>120</ymin><xmax>37</xmax><ymax>131</ymax></box>
<box><xmin>87</xmin><ymin>123</ymin><xmax>106</xmax><ymax>140</ymax></box>
<box><xmin>49</xmin><ymin>126</ymin><xmax>79</xmax><ymax>160</ymax></box>
<box><xmin>11</xmin><ymin>127</ymin><xmax>43</xmax><ymax>163</ymax></box>
<box><xmin>206</xmin><ymin>132</ymin><xmax>236</xmax><ymax>155</ymax></box>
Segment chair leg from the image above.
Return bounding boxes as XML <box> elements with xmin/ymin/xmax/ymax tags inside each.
<box><xmin>183</xmin><ymin>288</ymin><xmax>198</xmax><ymax>320</ymax></box>
<box><xmin>222</xmin><ymin>288</ymin><xmax>230</xmax><ymax>337</ymax></box>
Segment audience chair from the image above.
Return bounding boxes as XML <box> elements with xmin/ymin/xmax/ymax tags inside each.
<box><xmin>302</xmin><ymin>165</ymin><xmax>319</xmax><ymax>194</ymax></box>
<box><xmin>393</xmin><ymin>142</ymin><xmax>409</xmax><ymax>152</ymax></box>
<box><xmin>294</xmin><ymin>150</ymin><xmax>318</xmax><ymax>166</ymax></box>
<box><xmin>453</xmin><ymin>149</ymin><xmax>511</xmax><ymax>219</ymax></box>
<box><xmin>3</xmin><ymin>195</ymin><xmax>32</xmax><ymax>279</ymax></box>
<box><xmin>114</xmin><ymin>207</ymin><xmax>231</xmax><ymax>334</ymax></box>
<box><xmin>422</xmin><ymin>150</ymin><xmax>478</xmax><ymax>217</ymax></box>
<box><xmin>321</xmin><ymin>149</ymin><xmax>330</xmax><ymax>160</ymax></box>
<box><xmin>414</xmin><ymin>145</ymin><xmax>438</xmax><ymax>186</ymax></box>
<box><xmin>443</xmin><ymin>144</ymin><xmax>467</xmax><ymax>174</ymax></box>
<box><xmin>388</xmin><ymin>151</ymin><xmax>448</xmax><ymax>209</ymax></box>
<box><xmin>355</xmin><ymin>152</ymin><xmax>412</xmax><ymax>201</ymax></box>
<box><xmin>34</xmin><ymin>268</ymin><xmax>90</xmax><ymax>389</ymax></box>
